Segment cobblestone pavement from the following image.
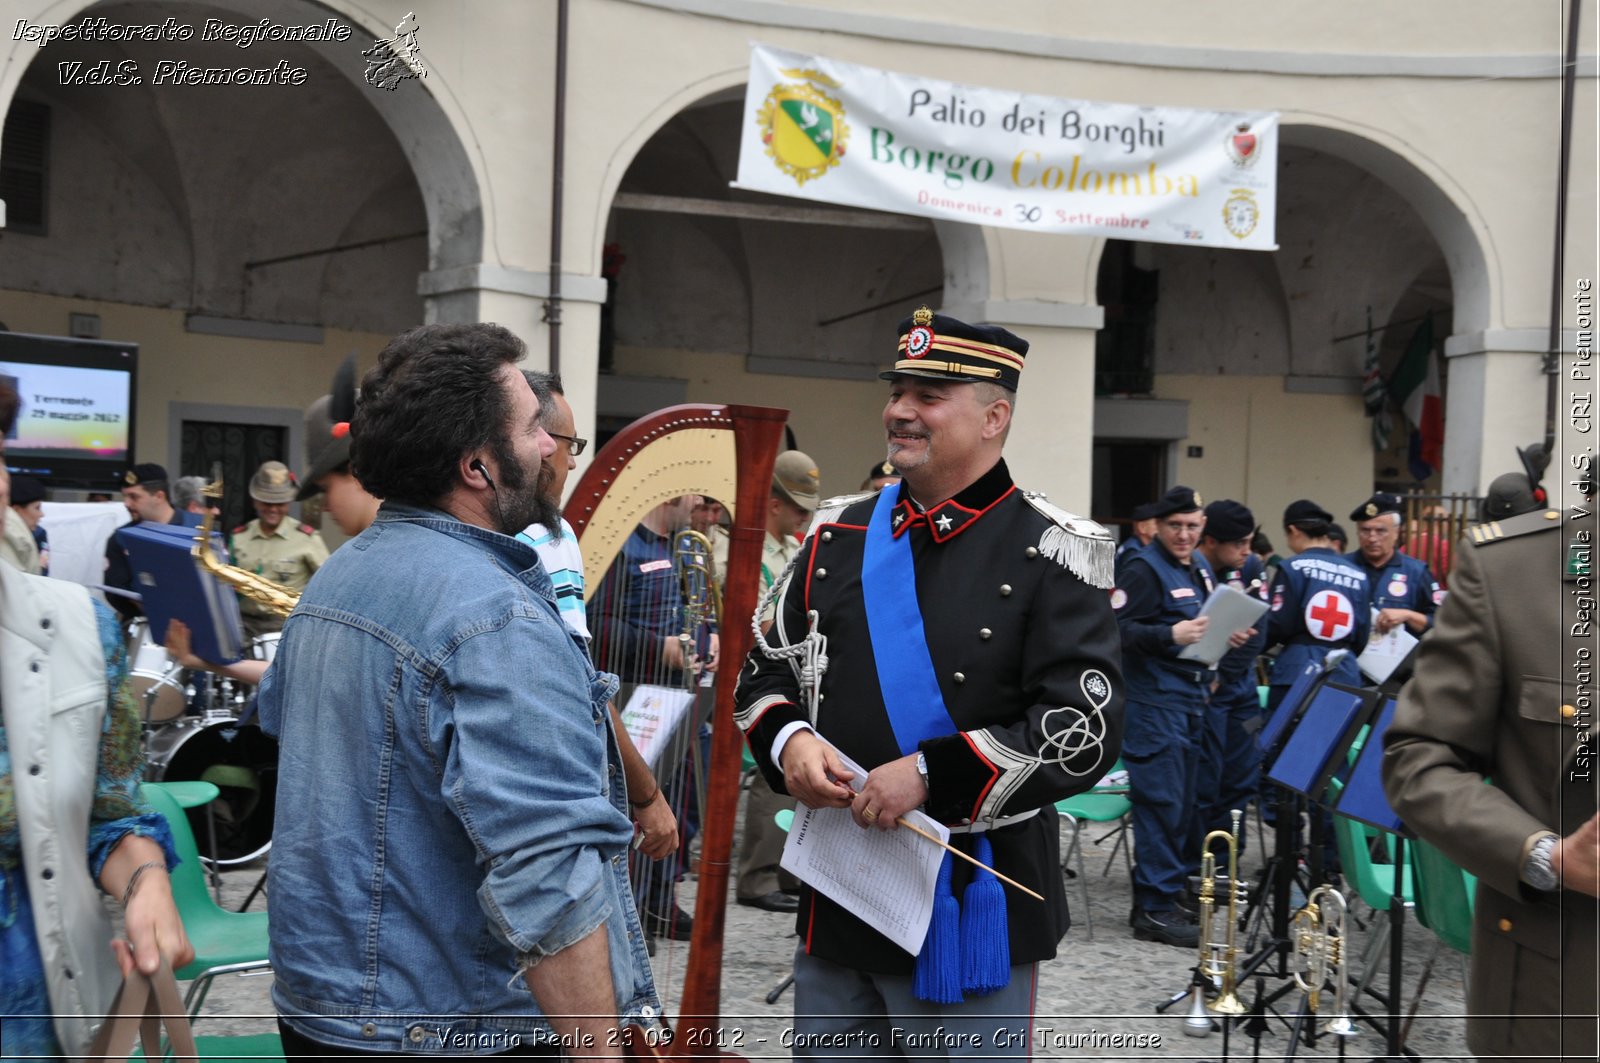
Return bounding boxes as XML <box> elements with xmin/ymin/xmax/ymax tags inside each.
<box><xmin>148</xmin><ymin>801</ymin><xmax>1470</xmax><ymax>1060</ymax></box>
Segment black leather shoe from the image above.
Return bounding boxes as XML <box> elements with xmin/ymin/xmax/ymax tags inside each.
<box><xmin>738</xmin><ymin>891</ymin><xmax>799</xmax><ymax>913</ymax></box>
<box><xmin>644</xmin><ymin>904</ymin><xmax>694</xmax><ymax>938</ymax></box>
<box><xmin>1130</xmin><ymin>907</ymin><xmax>1201</xmax><ymax>948</ymax></box>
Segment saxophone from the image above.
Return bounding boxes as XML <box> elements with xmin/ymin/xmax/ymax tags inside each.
<box><xmin>191</xmin><ymin>473</ymin><xmax>301</xmax><ymax>618</ymax></box>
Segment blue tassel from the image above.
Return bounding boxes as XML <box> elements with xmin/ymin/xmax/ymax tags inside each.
<box><xmin>959</xmin><ymin>835</ymin><xmax>1011</xmax><ymax>995</ymax></box>
<box><xmin>913</xmin><ymin>852</ymin><xmax>963</xmax><ymax>1004</ymax></box>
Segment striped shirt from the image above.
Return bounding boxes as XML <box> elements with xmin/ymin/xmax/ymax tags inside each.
<box><xmin>518</xmin><ymin>519</ymin><xmax>590</xmax><ymax>641</ymax></box>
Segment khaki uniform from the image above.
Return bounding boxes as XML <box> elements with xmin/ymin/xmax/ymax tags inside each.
<box><xmin>1383</xmin><ymin>506</ymin><xmax>1598</xmax><ymax>1061</ymax></box>
<box><xmin>232</xmin><ymin>519</ymin><xmax>328</xmax><ymax>636</ymax></box>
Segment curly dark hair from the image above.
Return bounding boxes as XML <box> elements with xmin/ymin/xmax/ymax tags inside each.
<box><xmin>350</xmin><ymin>323</ymin><xmax>527</xmax><ymax>507</ymax></box>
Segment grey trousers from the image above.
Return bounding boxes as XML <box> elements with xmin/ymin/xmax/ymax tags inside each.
<box><xmin>789</xmin><ymin>945</ymin><xmax>1037</xmax><ymax>1061</ymax></box>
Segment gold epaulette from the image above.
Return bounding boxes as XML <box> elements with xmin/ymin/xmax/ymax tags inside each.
<box><xmin>1467</xmin><ymin>507</ymin><xmax>1564</xmax><ymax>547</ymax></box>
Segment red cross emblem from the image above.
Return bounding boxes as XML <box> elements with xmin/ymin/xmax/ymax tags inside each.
<box><xmin>1305</xmin><ymin>589</ymin><xmax>1354</xmax><ymax>641</ymax></box>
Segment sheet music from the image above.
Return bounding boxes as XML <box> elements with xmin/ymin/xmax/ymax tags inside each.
<box><xmin>1177</xmin><ymin>583</ymin><xmax>1269</xmax><ymax>666</ymax></box>
<box><xmin>618</xmin><ymin>685</ymin><xmax>695</xmax><ymax>770</ymax></box>
<box><xmin>1357</xmin><ymin>612</ymin><xmax>1418</xmax><ymax>684</ymax></box>
<box><xmin>778</xmin><ymin>739</ymin><xmax>948</xmax><ymax>955</ymax></box>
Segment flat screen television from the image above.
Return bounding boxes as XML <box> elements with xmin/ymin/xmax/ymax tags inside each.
<box><xmin>1</xmin><ymin>331</ymin><xmax>138</xmax><ymax>489</ymax></box>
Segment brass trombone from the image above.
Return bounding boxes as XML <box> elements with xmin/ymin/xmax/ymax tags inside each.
<box><xmin>672</xmin><ymin>527</ymin><xmax>722</xmax><ymax>688</ymax></box>
<box><xmin>1292</xmin><ymin>884</ymin><xmax>1358</xmax><ymax>1038</ymax></box>
<box><xmin>1195</xmin><ymin>809</ymin><xmax>1247</xmax><ymax>1017</ymax></box>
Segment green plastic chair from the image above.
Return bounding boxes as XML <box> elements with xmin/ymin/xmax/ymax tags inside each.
<box><xmin>1056</xmin><ymin>767</ymin><xmax>1133</xmax><ymax>941</ymax></box>
<box><xmin>1409</xmin><ymin>837</ymin><xmax>1476</xmax><ymax>955</ymax></box>
<box><xmin>139</xmin><ymin>782</ymin><xmax>271</xmax><ymax>1020</ymax></box>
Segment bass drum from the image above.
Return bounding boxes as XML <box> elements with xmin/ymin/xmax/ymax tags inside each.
<box><xmin>145</xmin><ymin>718</ymin><xmax>277</xmax><ymax>866</ymax></box>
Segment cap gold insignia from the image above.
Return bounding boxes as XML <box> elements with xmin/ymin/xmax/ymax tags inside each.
<box><xmin>1193</xmin><ymin>491</ymin><xmax>1204</xmax><ymax>507</ymax></box>
<box><xmin>124</xmin><ymin>470</ymin><xmax>138</xmax><ymax>485</ymax></box>
<box><xmin>265</xmin><ymin>467</ymin><xmax>288</xmax><ymax>486</ymax></box>
<box><xmin>880</xmin><ymin>461</ymin><xmax>894</xmax><ymax>475</ymax></box>
<box><xmin>1364</xmin><ymin>502</ymin><xmax>1378</xmax><ymax>517</ymax></box>
<box><xmin>912</xmin><ymin>306</ymin><xmax>934</xmax><ymax>327</ymax></box>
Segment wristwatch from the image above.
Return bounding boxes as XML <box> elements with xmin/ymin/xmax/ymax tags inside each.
<box><xmin>915</xmin><ymin>751</ymin><xmax>929</xmax><ymax>790</ymax></box>
<box><xmin>1524</xmin><ymin>833</ymin><xmax>1560</xmax><ymax>891</ymax></box>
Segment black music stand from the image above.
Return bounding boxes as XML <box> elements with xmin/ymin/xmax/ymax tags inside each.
<box><xmin>1333</xmin><ymin>695</ymin><xmax>1414</xmax><ymax>1062</ymax></box>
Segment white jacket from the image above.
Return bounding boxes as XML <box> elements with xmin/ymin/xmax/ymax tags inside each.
<box><xmin>1</xmin><ymin>561</ymin><xmax>120</xmax><ymax>1056</ymax></box>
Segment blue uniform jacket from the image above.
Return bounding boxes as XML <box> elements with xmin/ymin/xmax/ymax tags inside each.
<box><xmin>1212</xmin><ymin>553</ymin><xmax>1268</xmax><ymax>691</ymax></box>
<box><xmin>1267</xmin><ymin>547</ymin><xmax>1371</xmax><ymax>688</ymax></box>
<box><xmin>1346</xmin><ymin>548</ymin><xmax>1441</xmax><ymax>632</ymax></box>
<box><xmin>1115</xmin><ymin>538</ymin><xmax>1217</xmax><ymax>706</ymax></box>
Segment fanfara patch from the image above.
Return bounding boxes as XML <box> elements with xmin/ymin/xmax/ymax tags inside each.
<box><xmin>1387</xmin><ymin>579</ymin><xmax>1408</xmax><ymax>598</ymax></box>
<box><xmin>1109</xmin><ymin>587</ymin><xmax>1129</xmax><ymax>610</ymax></box>
<box><xmin>1223</xmin><ymin>189</ymin><xmax>1260</xmax><ymax>240</ymax></box>
<box><xmin>1432</xmin><ymin>588</ymin><xmax>1446</xmax><ymax>605</ymax></box>
<box><xmin>1224</xmin><ymin>122</ymin><xmax>1260</xmax><ymax>168</ymax></box>
<box><xmin>1271</xmin><ymin>591</ymin><xmax>1284</xmax><ymax>612</ymax></box>
<box><xmin>756</xmin><ymin>67</ymin><xmax>851</xmax><ymax>188</ymax></box>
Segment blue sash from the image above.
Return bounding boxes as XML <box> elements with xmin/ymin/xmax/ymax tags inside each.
<box><xmin>862</xmin><ymin>484</ymin><xmax>960</xmax><ymax>755</ymax></box>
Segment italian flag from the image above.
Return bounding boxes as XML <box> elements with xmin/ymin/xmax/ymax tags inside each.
<box><xmin>1389</xmin><ymin>314</ymin><xmax>1443</xmax><ymax>478</ymax></box>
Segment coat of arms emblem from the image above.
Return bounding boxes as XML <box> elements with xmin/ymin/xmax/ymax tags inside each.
<box><xmin>755</xmin><ymin>67</ymin><xmax>850</xmax><ymax>187</ymax></box>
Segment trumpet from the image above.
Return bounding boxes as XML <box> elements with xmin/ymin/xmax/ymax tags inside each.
<box><xmin>672</xmin><ymin>528</ymin><xmax>721</xmax><ymax>685</ymax></box>
<box><xmin>1195</xmin><ymin>809</ymin><xmax>1247</xmax><ymax>1017</ymax></box>
<box><xmin>1292</xmin><ymin>884</ymin><xmax>1358</xmax><ymax>1038</ymax></box>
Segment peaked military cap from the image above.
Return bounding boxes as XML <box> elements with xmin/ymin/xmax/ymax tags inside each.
<box><xmin>1148</xmin><ymin>485</ymin><xmax>1203</xmax><ymax>518</ymax></box>
<box><xmin>123</xmin><ymin>463</ymin><xmax>168</xmax><ymax>487</ymax></box>
<box><xmin>881</xmin><ymin>306</ymin><xmax>1028</xmax><ymax>391</ymax></box>
<box><xmin>1350</xmin><ymin>491</ymin><xmax>1404</xmax><ymax>523</ymax></box>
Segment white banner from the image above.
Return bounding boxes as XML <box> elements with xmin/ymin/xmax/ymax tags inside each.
<box><xmin>735</xmin><ymin>44</ymin><xmax>1278</xmax><ymax>251</ymax></box>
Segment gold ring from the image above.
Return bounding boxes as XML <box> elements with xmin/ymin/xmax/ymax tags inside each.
<box><xmin>863</xmin><ymin>808</ymin><xmax>879</xmax><ymax>822</ymax></box>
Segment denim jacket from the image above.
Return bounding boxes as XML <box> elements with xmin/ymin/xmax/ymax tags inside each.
<box><xmin>258</xmin><ymin>504</ymin><xmax>659</xmax><ymax>1052</ymax></box>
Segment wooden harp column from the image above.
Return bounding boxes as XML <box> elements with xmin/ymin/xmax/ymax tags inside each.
<box><xmin>568</xmin><ymin>403</ymin><xmax>786</xmax><ymax>1051</ymax></box>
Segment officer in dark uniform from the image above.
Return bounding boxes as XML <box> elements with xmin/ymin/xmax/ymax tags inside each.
<box><xmin>1194</xmin><ymin>500</ymin><xmax>1268</xmax><ymax>846</ymax></box>
<box><xmin>1347</xmin><ymin>491</ymin><xmax>1441</xmax><ymax>640</ymax></box>
<box><xmin>1265</xmin><ymin>499</ymin><xmax>1371</xmax><ymax>705</ymax></box>
<box><xmin>1116</xmin><ymin>486</ymin><xmax>1256</xmax><ymax>945</ymax></box>
<box><xmin>736</xmin><ymin>307</ymin><xmax>1123</xmax><ymax>1054</ymax></box>
<box><xmin>103</xmin><ymin>463</ymin><xmax>198</xmax><ymax>621</ymax></box>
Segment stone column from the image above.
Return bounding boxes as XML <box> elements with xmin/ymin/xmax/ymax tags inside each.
<box><xmin>943</xmin><ymin>298</ymin><xmax>1104</xmax><ymax>513</ymax></box>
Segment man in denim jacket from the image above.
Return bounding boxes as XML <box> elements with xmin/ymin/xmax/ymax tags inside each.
<box><xmin>259</xmin><ymin>323</ymin><xmax>659</xmax><ymax>1058</ymax></box>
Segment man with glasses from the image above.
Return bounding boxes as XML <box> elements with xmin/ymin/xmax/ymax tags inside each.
<box><xmin>1347</xmin><ymin>491</ymin><xmax>1440</xmax><ymax>640</ymax></box>
<box><xmin>1115</xmin><ymin>486</ymin><xmax>1256</xmax><ymax>945</ymax></box>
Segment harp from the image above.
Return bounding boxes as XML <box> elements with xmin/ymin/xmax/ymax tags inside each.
<box><xmin>569</xmin><ymin>403</ymin><xmax>786</xmax><ymax>1053</ymax></box>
